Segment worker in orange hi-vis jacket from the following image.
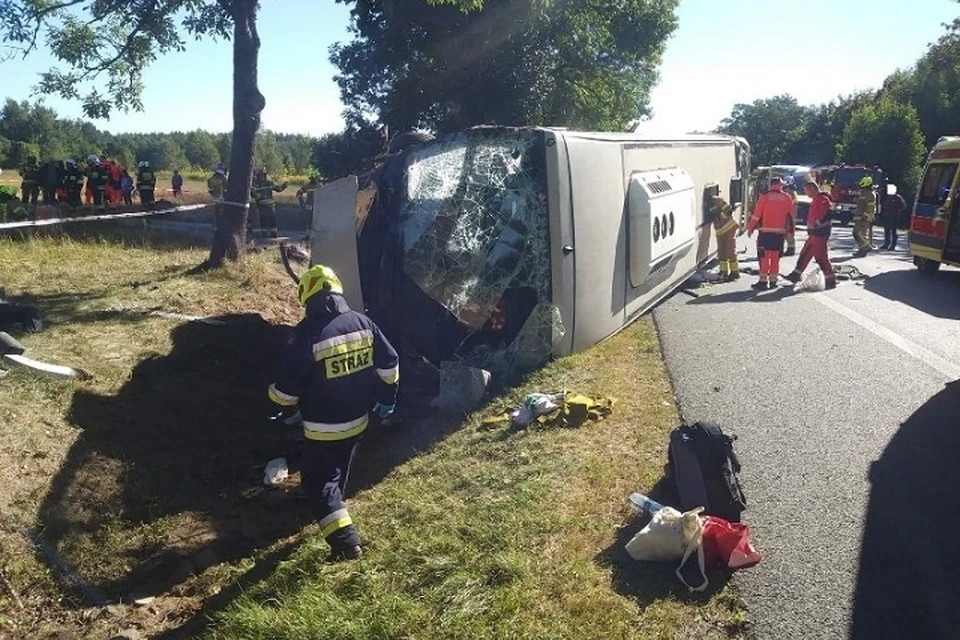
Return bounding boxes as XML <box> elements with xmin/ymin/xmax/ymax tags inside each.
<box><xmin>746</xmin><ymin>176</ymin><xmax>795</xmax><ymax>290</ymax></box>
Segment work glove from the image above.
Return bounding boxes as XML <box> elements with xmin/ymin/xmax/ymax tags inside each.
<box><xmin>373</xmin><ymin>403</ymin><xmax>396</xmax><ymax>420</ymax></box>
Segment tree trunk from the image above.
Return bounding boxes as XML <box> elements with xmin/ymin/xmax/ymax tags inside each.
<box><xmin>207</xmin><ymin>0</ymin><xmax>265</xmax><ymax>266</ymax></box>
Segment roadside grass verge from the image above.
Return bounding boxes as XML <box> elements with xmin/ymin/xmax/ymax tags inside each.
<box><xmin>202</xmin><ymin>321</ymin><xmax>746</xmax><ymax>639</ymax></box>
<box><xmin>0</xmin><ymin>230</ymin><xmax>304</xmax><ymax>637</ymax></box>
<box><xmin>0</xmin><ymin>230</ymin><xmax>745</xmax><ymax>638</ymax></box>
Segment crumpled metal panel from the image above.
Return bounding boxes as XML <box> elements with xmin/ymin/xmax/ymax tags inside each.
<box><xmin>396</xmin><ymin>128</ymin><xmax>564</xmax><ymax>378</ymax></box>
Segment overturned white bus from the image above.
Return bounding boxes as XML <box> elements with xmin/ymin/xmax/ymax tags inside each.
<box><xmin>311</xmin><ymin>127</ymin><xmax>750</xmax><ymax>379</ymax></box>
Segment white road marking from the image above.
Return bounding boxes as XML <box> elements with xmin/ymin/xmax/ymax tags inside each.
<box><xmin>812</xmin><ymin>293</ymin><xmax>960</xmax><ymax>381</ymax></box>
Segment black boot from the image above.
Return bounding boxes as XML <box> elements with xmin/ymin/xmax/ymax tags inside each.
<box><xmin>328</xmin><ymin>544</ymin><xmax>363</xmax><ymax>562</ymax></box>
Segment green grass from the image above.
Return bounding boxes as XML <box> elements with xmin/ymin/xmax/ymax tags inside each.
<box><xmin>203</xmin><ymin>323</ymin><xmax>745</xmax><ymax>640</ymax></box>
<box><xmin>0</xmin><ymin>231</ymin><xmax>745</xmax><ymax>638</ymax></box>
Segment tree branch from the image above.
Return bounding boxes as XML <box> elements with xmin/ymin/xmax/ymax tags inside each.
<box><xmin>19</xmin><ymin>0</ymin><xmax>88</xmax><ymax>54</ymax></box>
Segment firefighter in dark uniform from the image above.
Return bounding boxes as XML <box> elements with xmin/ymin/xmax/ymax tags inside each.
<box><xmin>207</xmin><ymin>164</ymin><xmax>227</xmax><ymax>224</ymax></box>
<box><xmin>296</xmin><ymin>170</ymin><xmax>322</xmax><ymax>213</ymax></box>
<box><xmin>137</xmin><ymin>161</ymin><xmax>157</xmax><ymax>205</ymax></box>
<box><xmin>268</xmin><ymin>265</ymin><xmax>399</xmax><ymax>560</ymax></box>
<box><xmin>85</xmin><ymin>155</ymin><xmax>109</xmax><ymax>210</ymax></box>
<box><xmin>62</xmin><ymin>159</ymin><xmax>85</xmax><ymax>209</ymax></box>
<box><xmin>250</xmin><ymin>168</ymin><xmax>288</xmax><ymax>238</ymax></box>
<box><xmin>19</xmin><ymin>155</ymin><xmax>40</xmax><ymax>205</ymax></box>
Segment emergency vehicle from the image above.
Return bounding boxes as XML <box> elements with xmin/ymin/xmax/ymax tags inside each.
<box><xmin>812</xmin><ymin>163</ymin><xmax>886</xmax><ymax>226</ymax></box>
<box><xmin>909</xmin><ymin>136</ymin><xmax>960</xmax><ymax>273</ymax></box>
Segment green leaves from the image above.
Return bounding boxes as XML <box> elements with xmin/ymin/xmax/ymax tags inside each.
<box><xmin>1</xmin><ymin>1</ymin><xmax>228</xmax><ymax>119</ymax></box>
<box><xmin>838</xmin><ymin>97</ymin><xmax>926</xmax><ymax>191</ymax></box>
<box><xmin>331</xmin><ymin>0</ymin><xmax>679</xmax><ymax>133</ymax></box>
<box><xmin>718</xmin><ymin>95</ymin><xmax>812</xmax><ymax>167</ymax></box>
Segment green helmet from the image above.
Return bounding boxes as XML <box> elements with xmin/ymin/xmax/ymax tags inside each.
<box><xmin>298</xmin><ymin>264</ymin><xmax>344</xmax><ymax>305</ymax></box>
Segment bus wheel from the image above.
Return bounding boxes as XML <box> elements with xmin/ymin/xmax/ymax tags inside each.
<box><xmin>914</xmin><ymin>256</ymin><xmax>941</xmax><ymax>274</ymax></box>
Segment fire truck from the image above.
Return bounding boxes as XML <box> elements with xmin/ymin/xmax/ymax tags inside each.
<box><xmin>812</xmin><ymin>163</ymin><xmax>886</xmax><ymax>226</ymax></box>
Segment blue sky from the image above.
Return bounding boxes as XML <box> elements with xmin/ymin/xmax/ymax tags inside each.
<box><xmin>1</xmin><ymin>0</ymin><xmax>957</xmax><ymax>136</ymax></box>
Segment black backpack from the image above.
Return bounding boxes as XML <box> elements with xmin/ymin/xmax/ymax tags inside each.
<box><xmin>668</xmin><ymin>422</ymin><xmax>746</xmax><ymax>522</ymax></box>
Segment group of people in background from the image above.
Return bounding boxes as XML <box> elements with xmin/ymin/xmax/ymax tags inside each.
<box><xmin>9</xmin><ymin>154</ymin><xmax>168</xmax><ymax>212</ymax></box>
<box><xmin>712</xmin><ymin>174</ymin><xmax>908</xmax><ymax>291</ymax></box>
<box><xmin>4</xmin><ymin>156</ymin><xmax>324</xmax><ymax>240</ymax></box>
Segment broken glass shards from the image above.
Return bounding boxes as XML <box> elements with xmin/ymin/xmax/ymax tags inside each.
<box><xmin>393</xmin><ymin>128</ymin><xmax>563</xmax><ymax>380</ymax></box>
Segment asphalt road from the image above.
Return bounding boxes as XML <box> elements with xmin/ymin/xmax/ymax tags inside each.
<box><xmin>654</xmin><ymin>226</ymin><xmax>960</xmax><ymax>639</ymax></box>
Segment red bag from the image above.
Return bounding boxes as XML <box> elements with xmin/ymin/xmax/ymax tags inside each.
<box><xmin>701</xmin><ymin>515</ymin><xmax>762</xmax><ymax>570</ymax></box>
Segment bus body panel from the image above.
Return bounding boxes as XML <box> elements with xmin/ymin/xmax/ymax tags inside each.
<box><xmin>551</xmin><ymin>131</ymin><xmax>747</xmax><ymax>354</ymax></box>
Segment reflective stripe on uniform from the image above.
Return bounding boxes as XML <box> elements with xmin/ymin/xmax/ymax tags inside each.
<box><xmin>268</xmin><ymin>383</ymin><xmax>298</xmax><ymax>406</ymax></box>
<box><xmin>717</xmin><ymin>219</ymin><xmax>738</xmax><ymax>235</ymax></box>
<box><xmin>303</xmin><ymin>415</ymin><xmax>369</xmax><ymax>441</ymax></box>
<box><xmin>376</xmin><ymin>365</ymin><xmax>399</xmax><ymax>384</ymax></box>
<box><xmin>759</xmin><ymin>226</ymin><xmax>786</xmax><ymax>233</ymax></box>
<box><xmin>320</xmin><ymin>508</ymin><xmax>353</xmax><ymax>538</ymax></box>
<box><xmin>256</xmin><ymin>199</ymin><xmax>275</xmax><ymax>205</ymax></box>
<box><xmin>313</xmin><ymin>330</ymin><xmax>374</xmax><ymax>361</ymax></box>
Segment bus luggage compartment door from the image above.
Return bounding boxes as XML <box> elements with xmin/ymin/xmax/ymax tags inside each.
<box><xmin>627</xmin><ymin>168</ymin><xmax>697</xmax><ymax>287</ymax></box>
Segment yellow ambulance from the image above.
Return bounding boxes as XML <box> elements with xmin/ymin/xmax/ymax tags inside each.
<box><xmin>910</xmin><ymin>136</ymin><xmax>960</xmax><ymax>273</ymax></box>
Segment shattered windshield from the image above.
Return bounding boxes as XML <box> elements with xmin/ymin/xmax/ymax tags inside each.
<box><xmin>396</xmin><ymin>128</ymin><xmax>560</xmax><ymax>376</ymax></box>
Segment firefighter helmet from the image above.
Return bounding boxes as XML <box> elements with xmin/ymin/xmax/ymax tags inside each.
<box><xmin>298</xmin><ymin>264</ymin><xmax>344</xmax><ymax>305</ymax></box>
<box><xmin>87</xmin><ymin>154</ymin><xmax>100</xmax><ymax>165</ymax></box>
<box><xmin>138</xmin><ymin>160</ymin><xmax>150</xmax><ymax>169</ymax></box>
<box><xmin>859</xmin><ymin>176</ymin><xmax>873</xmax><ymax>188</ymax></box>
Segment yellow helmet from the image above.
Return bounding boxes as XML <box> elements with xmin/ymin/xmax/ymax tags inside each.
<box><xmin>859</xmin><ymin>176</ymin><xmax>874</xmax><ymax>188</ymax></box>
<box><xmin>298</xmin><ymin>264</ymin><xmax>343</xmax><ymax>305</ymax></box>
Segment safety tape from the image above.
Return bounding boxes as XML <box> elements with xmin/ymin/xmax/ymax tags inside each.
<box><xmin>0</xmin><ymin>200</ymin><xmax>248</xmax><ymax>231</ymax></box>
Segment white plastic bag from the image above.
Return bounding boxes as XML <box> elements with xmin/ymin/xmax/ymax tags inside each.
<box><xmin>625</xmin><ymin>506</ymin><xmax>708</xmax><ymax>591</ymax></box>
<box><xmin>794</xmin><ymin>267</ymin><xmax>826</xmax><ymax>293</ymax></box>
<box><xmin>510</xmin><ymin>392</ymin><xmax>565</xmax><ymax>427</ymax></box>
<box><xmin>263</xmin><ymin>457</ymin><xmax>289</xmax><ymax>486</ymax></box>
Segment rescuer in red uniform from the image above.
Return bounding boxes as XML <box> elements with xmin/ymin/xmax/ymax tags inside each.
<box><xmin>747</xmin><ymin>176</ymin><xmax>795</xmax><ymax>289</ymax></box>
<box><xmin>786</xmin><ymin>179</ymin><xmax>837</xmax><ymax>289</ymax></box>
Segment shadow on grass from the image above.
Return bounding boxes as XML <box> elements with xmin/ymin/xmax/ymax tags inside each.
<box><xmin>41</xmin><ymin>314</ymin><xmax>305</xmax><ymax>605</ymax></box>
<box><xmin>37</xmin><ymin>313</ymin><xmax>469</xmax><ymax>636</ymax></box>
<box><xmin>597</xmin><ymin>477</ymin><xmax>732</xmax><ymax>608</ymax></box>
<box><xmin>6</xmin><ymin>274</ymin><xmax>195</xmax><ymax>329</ymax></box>
<box><xmin>157</xmin><ymin>539</ymin><xmax>301</xmax><ymax>640</ymax></box>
